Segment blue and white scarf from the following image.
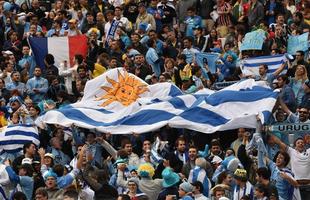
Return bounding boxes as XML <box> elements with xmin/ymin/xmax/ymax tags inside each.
<box><xmin>105</xmin><ymin>20</ymin><xmax>119</xmax><ymax>47</ymax></box>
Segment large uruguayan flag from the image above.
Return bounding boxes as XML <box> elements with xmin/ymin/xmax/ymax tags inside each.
<box><xmin>0</xmin><ymin>124</ymin><xmax>39</xmax><ymax>153</ymax></box>
<box><xmin>37</xmin><ymin>68</ymin><xmax>278</xmax><ymax>134</ymax></box>
<box><xmin>241</xmin><ymin>54</ymin><xmax>287</xmax><ymax>76</ymax></box>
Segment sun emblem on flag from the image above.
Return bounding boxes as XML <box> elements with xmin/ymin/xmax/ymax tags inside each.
<box><xmin>95</xmin><ymin>70</ymin><xmax>149</xmax><ymax>107</ymax></box>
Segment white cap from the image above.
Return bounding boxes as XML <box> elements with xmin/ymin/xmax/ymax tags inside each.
<box><xmin>211</xmin><ymin>155</ymin><xmax>223</xmax><ymax>164</ymax></box>
<box><xmin>17</xmin><ymin>12</ymin><xmax>26</xmax><ymax>17</ymax></box>
<box><xmin>22</xmin><ymin>158</ymin><xmax>32</xmax><ymax>165</ymax></box>
<box><xmin>2</xmin><ymin>50</ymin><xmax>13</xmax><ymax>55</ymax></box>
<box><xmin>219</xmin><ymin>197</ymin><xmax>230</xmax><ymax>200</ymax></box>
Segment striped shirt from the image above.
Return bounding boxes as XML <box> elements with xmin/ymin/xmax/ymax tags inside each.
<box><xmin>217</xmin><ymin>2</ymin><xmax>232</xmax><ymax>26</ymax></box>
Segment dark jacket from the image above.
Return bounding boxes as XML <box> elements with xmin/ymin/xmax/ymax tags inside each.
<box><xmin>91</xmin><ymin>2</ymin><xmax>114</xmax><ymax>17</ymax></box>
<box><xmin>43</xmin><ymin>65</ymin><xmax>59</xmax><ymax>84</ymax></box>
<box><xmin>264</xmin><ymin>0</ymin><xmax>285</xmax><ymax>22</ymax></box>
<box><xmin>157</xmin><ymin>3</ymin><xmax>176</xmax><ymax>25</ymax></box>
<box><xmin>248</xmin><ymin>1</ymin><xmax>265</xmax><ymax>27</ymax></box>
<box><xmin>196</xmin><ymin>0</ymin><xmax>215</xmax><ymax>20</ymax></box>
<box><xmin>132</xmin><ymin>42</ymin><xmax>148</xmax><ymax>55</ymax></box>
<box><xmin>82</xmin><ymin>164</ymin><xmax>118</xmax><ymax>200</ymax></box>
<box><xmin>0</xmin><ymin>88</ymin><xmax>11</xmax><ymax>103</ymax></box>
<box><xmin>123</xmin><ymin>2</ymin><xmax>139</xmax><ymax>23</ymax></box>
<box><xmin>194</xmin><ymin>35</ymin><xmax>206</xmax><ymax>51</ymax></box>
<box><xmin>157</xmin><ymin>186</ymin><xmax>179</xmax><ymax>200</ymax></box>
<box><xmin>301</xmin><ymin>93</ymin><xmax>310</xmax><ymax>109</ymax></box>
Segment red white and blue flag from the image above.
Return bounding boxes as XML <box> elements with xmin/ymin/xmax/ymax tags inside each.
<box><xmin>28</xmin><ymin>35</ymin><xmax>88</xmax><ymax>68</ymax></box>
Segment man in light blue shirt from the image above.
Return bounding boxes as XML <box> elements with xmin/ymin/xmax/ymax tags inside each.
<box><xmin>46</xmin><ymin>20</ymin><xmax>66</xmax><ymax>37</ymax></box>
<box><xmin>18</xmin><ymin>46</ymin><xmax>37</xmax><ymax>77</ymax></box>
<box><xmin>182</xmin><ymin>36</ymin><xmax>199</xmax><ymax>64</ymax></box>
<box><xmin>48</xmin><ymin>137</ymin><xmax>71</xmax><ymax>166</ymax></box>
<box><xmin>23</xmin><ymin>15</ymin><xmax>43</xmax><ymax>33</ymax></box>
<box><xmin>253</xmin><ymin>63</ymin><xmax>286</xmax><ymax>87</ymax></box>
<box><xmin>26</xmin><ymin>67</ymin><xmax>48</xmax><ymax>104</ymax></box>
<box><xmin>146</xmin><ymin>39</ymin><xmax>161</xmax><ymax>77</ymax></box>
<box><xmin>6</xmin><ymin>71</ymin><xmax>26</xmax><ymax>97</ymax></box>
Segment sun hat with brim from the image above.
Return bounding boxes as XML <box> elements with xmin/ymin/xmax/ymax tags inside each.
<box><xmin>162</xmin><ymin>167</ymin><xmax>180</xmax><ymax>188</ymax></box>
<box><xmin>113</xmin><ymin>158</ymin><xmax>128</xmax><ymax>168</ymax></box>
<box><xmin>234</xmin><ymin>168</ymin><xmax>247</xmax><ymax>182</ymax></box>
<box><xmin>44</xmin><ymin>153</ymin><xmax>55</xmax><ymax>160</ymax></box>
<box><xmin>2</xmin><ymin>50</ymin><xmax>13</xmax><ymax>55</ymax></box>
<box><xmin>22</xmin><ymin>158</ymin><xmax>32</xmax><ymax>165</ymax></box>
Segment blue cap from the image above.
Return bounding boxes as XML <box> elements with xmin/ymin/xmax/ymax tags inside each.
<box><xmin>138</xmin><ymin>23</ymin><xmax>148</xmax><ymax>32</ymax></box>
<box><xmin>9</xmin><ymin>96</ymin><xmax>23</xmax><ymax>104</ymax></box>
<box><xmin>192</xmin><ymin>25</ymin><xmax>203</xmax><ymax>31</ymax></box>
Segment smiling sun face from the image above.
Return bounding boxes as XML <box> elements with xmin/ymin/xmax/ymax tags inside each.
<box><xmin>96</xmin><ymin>70</ymin><xmax>149</xmax><ymax>107</ymax></box>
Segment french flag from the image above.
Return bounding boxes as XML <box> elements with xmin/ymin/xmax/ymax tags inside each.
<box><xmin>28</xmin><ymin>35</ymin><xmax>88</xmax><ymax>68</ymax></box>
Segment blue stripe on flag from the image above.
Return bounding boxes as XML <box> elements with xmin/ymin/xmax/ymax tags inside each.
<box><xmin>243</xmin><ymin>60</ymin><xmax>284</xmax><ymax>67</ymax></box>
<box><xmin>240</xmin><ymin>86</ymin><xmax>274</xmax><ymax>92</ymax></box>
<box><xmin>262</xmin><ymin>111</ymin><xmax>272</xmax><ymax>122</ymax></box>
<box><xmin>58</xmin><ymin>108</ymin><xmax>176</xmax><ymax>126</ymax></box>
<box><xmin>7</xmin><ymin>124</ymin><xmax>35</xmax><ymax>128</ymax></box>
<box><xmin>5</xmin><ymin>130</ymin><xmax>39</xmax><ymax>140</ymax></box>
<box><xmin>2</xmin><ymin>148</ymin><xmax>23</xmax><ymax>154</ymax></box>
<box><xmin>168</xmin><ymin>85</ymin><xmax>183</xmax><ymax>97</ymax></box>
<box><xmin>179</xmin><ymin>107</ymin><xmax>229</xmax><ymax>126</ymax></box>
<box><xmin>61</xmin><ymin>105</ymin><xmax>113</xmax><ymax>114</ymax></box>
<box><xmin>206</xmin><ymin>89</ymin><xmax>277</xmax><ymax>106</ymax></box>
<box><xmin>151</xmin><ymin>98</ymin><xmax>162</xmax><ymax>103</ymax></box>
<box><xmin>168</xmin><ymin>97</ymin><xmax>188</xmax><ymax>110</ymax></box>
<box><xmin>0</xmin><ymin>140</ymin><xmax>36</xmax><ymax>145</ymax></box>
<box><xmin>122</xmin><ymin>110</ymin><xmax>176</xmax><ymax>125</ymax></box>
<box><xmin>189</xmin><ymin>96</ymin><xmax>207</xmax><ymax>108</ymax></box>
<box><xmin>28</xmin><ymin>37</ymin><xmax>48</xmax><ymax>69</ymax></box>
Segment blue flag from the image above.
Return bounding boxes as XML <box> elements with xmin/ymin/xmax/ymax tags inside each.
<box><xmin>287</xmin><ymin>32</ymin><xmax>309</xmax><ymax>55</ymax></box>
<box><xmin>240</xmin><ymin>29</ymin><xmax>266</xmax><ymax>51</ymax></box>
<box><xmin>195</xmin><ymin>52</ymin><xmax>219</xmax><ymax>73</ymax></box>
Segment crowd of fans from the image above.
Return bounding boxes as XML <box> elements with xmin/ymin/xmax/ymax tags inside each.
<box><xmin>0</xmin><ymin>0</ymin><xmax>309</xmax><ymax>199</ymax></box>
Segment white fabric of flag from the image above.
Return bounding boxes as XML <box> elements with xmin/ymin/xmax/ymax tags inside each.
<box><xmin>0</xmin><ymin>124</ymin><xmax>39</xmax><ymax>153</ymax></box>
<box><xmin>37</xmin><ymin>68</ymin><xmax>278</xmax><ymax>134</ymax></box>
<box><xmin>241</xmin><ymin>54</ymin><xmax>287</xmax><ymax>76</ymax></box>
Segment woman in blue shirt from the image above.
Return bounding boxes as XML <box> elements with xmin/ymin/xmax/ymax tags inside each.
<box><xmin>289</xmin><ymin>65</ymin><xmax>308</xmax><ymax>107</ymax></box>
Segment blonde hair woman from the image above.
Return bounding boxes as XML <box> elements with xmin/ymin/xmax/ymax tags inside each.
<box><xmin>290</xmin><ymin>65</ymin><xmax>308</xmax><ymax>106</ymax></box>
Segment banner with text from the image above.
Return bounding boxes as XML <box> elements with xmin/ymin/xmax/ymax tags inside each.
<box><xmin>287</xmin><ymin>32</ymin><xmax>309</xmax><ymax>55</ymax></box>
<box><xmin>240</xmin><ymin>29</ymin><xmax>266</xmax><ymax>51</ymax></box>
